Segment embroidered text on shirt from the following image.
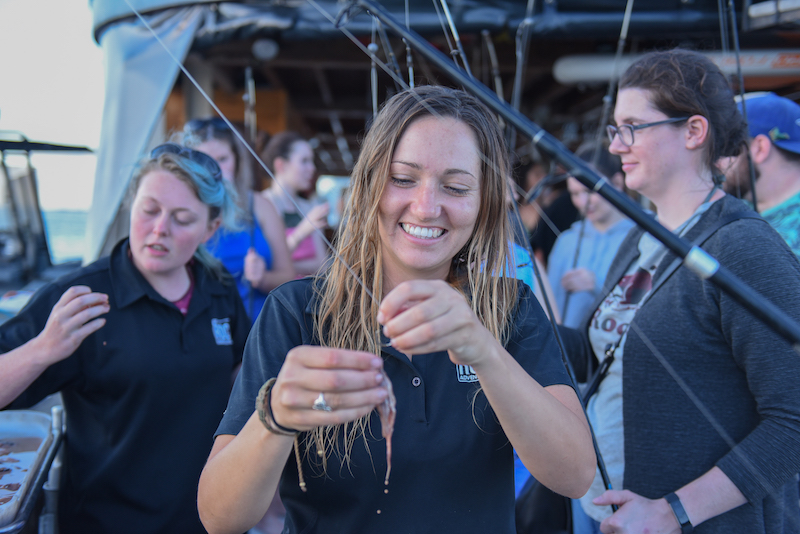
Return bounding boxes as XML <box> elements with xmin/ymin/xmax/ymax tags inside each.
<box><xmin>456</xmin><ymin>364</ymin><xmax>479</xmax><ymax>383</ymax></box>
<box><xmin>211</xmin><ymin>318</ymin><xmax>233</xmax><ymax>345</ymax></box>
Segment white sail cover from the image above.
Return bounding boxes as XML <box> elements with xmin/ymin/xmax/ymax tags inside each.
<box><xmin>86</xmin><ymin>6</ymin><xmax>203</xmax><ymax>261</ymax></box>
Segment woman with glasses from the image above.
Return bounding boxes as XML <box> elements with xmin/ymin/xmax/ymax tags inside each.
<box><xmin>262</xmin><ymin>132</ymin><xmax>330</xmax><ymax>277</ymax></box>
<box><xmin>185</xmin><ymin>118</ymin><xmax>295</xmax><ymax>322</ymax></box>
<box><xmin>563</xmin><ymin>49</ymin><xmax>800</xmax><ymax>534</ymax></box>
<box><xmin>0</xmin><ymin>144</ymin><xmax>249</xmax><ymax>533</ymax></box>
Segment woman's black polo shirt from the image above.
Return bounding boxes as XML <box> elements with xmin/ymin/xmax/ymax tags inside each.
<box><xmin>217</xmin><ymin>277</ymin><xmax>571</xmax><ymax>534</ymax></box>
<box><xmin>2</xmin><ymin>239</ymin><xmax>249</xmax><ymax>534</ymax></box>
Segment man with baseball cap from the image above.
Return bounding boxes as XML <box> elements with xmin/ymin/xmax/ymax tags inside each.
<box><xmin>724</xmin><ymin>92</ymin><xmax>800</xmax><ymax>257</ymax></box>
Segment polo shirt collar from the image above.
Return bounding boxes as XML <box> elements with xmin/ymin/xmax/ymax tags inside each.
<box><xmin>110</xmin><ymin>239</ymin><xmax>228</xmax><ymax>311</ymax></box>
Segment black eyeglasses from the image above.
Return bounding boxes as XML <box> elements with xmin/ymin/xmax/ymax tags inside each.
<box><xmin>184</xmin><ymin>117</ymin><xmax>229</xmax><ymax>133</ymax></box>
<box><xmin>606</xmin><ymin>117</ymin><xmax>690</xmax><ymax>147</ymax></box>
<box><xmin>150</xmin><ymin>143</ymin><xmax>223</xmax><ymax>182</ymax></box>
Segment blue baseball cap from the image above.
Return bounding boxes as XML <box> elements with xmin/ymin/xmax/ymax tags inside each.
<box><xmin>738</xmin><ymin>92</ymin><xmax>800</xmax><ymax>155</ymax></box>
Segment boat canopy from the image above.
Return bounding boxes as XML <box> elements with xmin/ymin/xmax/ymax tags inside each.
<box><xmin>85</xmin><ymin>0</ymin><xmax>786</xmax><ymax>261</ymax></box>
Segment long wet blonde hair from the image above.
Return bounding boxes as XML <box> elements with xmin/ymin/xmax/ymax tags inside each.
<box><xmin>308</xmin><ymin>85</ymin><xmax>518</xmax><ymax>471</ymax></box>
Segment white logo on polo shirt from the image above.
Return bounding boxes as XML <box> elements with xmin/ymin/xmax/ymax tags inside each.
<box><xmin>456</xmin><ymin>364</ymin><xmax>479</xmax><ymax>383</ymax></box>
<box><xmin>211</xmin><ymin>318</ymin><xmax>233</xmax><ymax>345</ymax></box>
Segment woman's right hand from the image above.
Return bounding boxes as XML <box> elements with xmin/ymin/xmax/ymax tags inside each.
<box><xmin>243</xmin><ymin>248</ymin><xmax>267</xmax><ymax>287</ymax></box>
<box><xmin>269</xmin><ymin>346</ymin><xmax>388</xmax><ymax>431</ymax></box>
<box><xmin>32</xmin><ymin>286</ymin><xmax>109</xmax><ymax>366</ymax></box>
<box><xmin>294</xmin><ymin>203</ymin><xmax>330</xmax><ymax>241</ymax></box>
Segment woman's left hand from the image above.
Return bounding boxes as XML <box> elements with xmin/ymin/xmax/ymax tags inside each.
<box><xmin>594</xmin><ymin>490</ymin><xmax>681</xmax><ymax>534</ymax></box>
<box><xmin>377</xmin><ymin>280</ymin><xmax>495</xmax><ymax>367</ymax></box>
<box><xmin>244</xmin><ymin>247</ymin><xmax>267</xmax><ymax>286</ymax></box>
<box><xmin>560</xmin><ymin>267</ymin><xmax>596</xmax><ymax>293</ymax></box>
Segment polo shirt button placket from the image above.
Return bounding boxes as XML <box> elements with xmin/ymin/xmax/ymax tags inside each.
<box><xmin>412</xmin><ymin>377</ymin><xmax>421</xmax><ymax>387</ymax></box>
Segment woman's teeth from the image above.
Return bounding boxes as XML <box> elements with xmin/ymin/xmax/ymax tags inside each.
<box><xmin>402</xmin><ymin>223</ymin><xmax>443</xmax><ymax>239</ymax></box>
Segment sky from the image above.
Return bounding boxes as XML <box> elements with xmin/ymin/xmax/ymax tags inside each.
<box><xmin>0</xmin><ymin>0</ymin><xmax>104</xmax><ymax>211</ymax></box>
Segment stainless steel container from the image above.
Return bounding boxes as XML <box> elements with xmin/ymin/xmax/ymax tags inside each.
<box><xmin>0</xmin><ymin>407</ymin><xmax>63</xmax><ymax>534</ymax></box>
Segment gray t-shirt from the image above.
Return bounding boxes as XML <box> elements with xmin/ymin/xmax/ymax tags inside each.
<box><xmin>581</xmin><ymin>202</ymin><xmax>711</xmax><ymax>521</ymax></box>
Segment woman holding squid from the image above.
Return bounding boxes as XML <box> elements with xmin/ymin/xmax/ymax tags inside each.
<box><xmin>198</xmin><ymin>85</ymin><xmax>595</xmax><ymax>534</ymax></box>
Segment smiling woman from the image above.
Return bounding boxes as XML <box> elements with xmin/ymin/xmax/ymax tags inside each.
<box><xmin>198</xmin><ymin>85</ymin><xmax>595</xmax><ymax>534</ymax></box>
<box><xmin>378</xmin><ymin>116</ymin><xmax>482</xmax><ymax>289</ymax></box>
<box><xmin>561</xmin><ymin>49</ymin><xmax>800</xmax><ymax>534</ymax></box>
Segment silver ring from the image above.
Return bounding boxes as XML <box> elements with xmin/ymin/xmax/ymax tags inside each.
<box><xmin>312</xmin><ymin>392</ymin><xmax>332</xmax><ymax>412</ymax></box>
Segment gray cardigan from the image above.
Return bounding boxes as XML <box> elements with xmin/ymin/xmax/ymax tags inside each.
<box><xmin>561</xmin><ymin>195</ymin><xmax>800</xmax><ymax>533</ymax></box>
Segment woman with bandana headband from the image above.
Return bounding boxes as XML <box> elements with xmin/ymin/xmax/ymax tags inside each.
<box><xmin>185</xmin><ymin>118</ymin><xmax>295</xmax><ymax>322</ymax></box>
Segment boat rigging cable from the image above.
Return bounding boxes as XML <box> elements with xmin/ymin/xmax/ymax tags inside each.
<box><xmin>376</xmin><ymin>20</ymin><xmax>404</xmax><ymax>92</ymax></box>
<box><xmin>562</xmin><ymin>0</ymin><xmax>635</xmax><ymax>325</ymax></box>
<box><xmin>370</xmin><ymin>21</ymin><xmax>379</xmax><ymax>119</ymax></box>
<box><xmin>122</xmin><ymin>0</ymin><xmax>800</xmax><ymax>521</ymax></box>
<box><xmin>404</xmin><ymin>0</ymin><xmax>415</xmax><ymax>88</ymax></box>
<box><xmin>506</xmin><ymin>0</ymin><xmax>536</xmax><ymax>150</ymax></box>
<box><xmin>244</xmin><ymin>65</ymin><xmax>257</xmax><ymax>318</ymax></box>
<box><xmin>725</xmin><ymin>0</ymin><xmax>760</xmax><ymax>213</ymax></box>
<box><xmin>481</xmin><ymin>30</ymin><xmax>504</xmax><ymax>103</ymax></box>
<box><xmin>436</xmin><ymin>0</ymin><xmax>471</xmax><ymax>76</ymax></box>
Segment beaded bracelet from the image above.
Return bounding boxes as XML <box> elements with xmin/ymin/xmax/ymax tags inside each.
<box><xmin>256</xmin><ymin>378</ymin><xmax>300</xmax><ymax>436</ymax></box>
<box><xmin>255</xmin><ymin>378</ymin><xmax>308</xmax><ymax>492</ymax></box>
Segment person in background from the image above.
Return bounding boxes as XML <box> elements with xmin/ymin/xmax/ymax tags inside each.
<box><xmin>186</xmin><ymin>118</ymin><xmax>295</xmax><ymax>322</ymax></box>
<box><xmin>722</xmin><ymin>92</ymin><xmax>800</xmax><ymax>258</ymax></box>
<box><xmin>262</xmin><ymin>132</ymin><xmax>330</xmax><ymax>277</ymax></box>
<box><xmin>547</xmin><ymin>141</ymin><xmax>634</xmax><ymax>328</ymax></box>
<box><xmin>0</xmin><ymin>144</ymin><xmax>249</xmax><ymax>533</ymax></box>
<box><xmin>197</xmin><ymin>85</ymin><xmax>595</xmax><ymax>534</ymax></box>
<box><xmin>506</xmin><ymin>177</ymin><xmax>561</xmax><ymax>323</ymax></box>
<box><xmin>526</xmin><ymin>163</ymin><xmax>579</xmax><ymax>266</ymax></box>
<box><xmin>562</xmin><ymin>49</ymin><xmax>800</xmax><ymax>534</ymax></box>
<box><xmin>513</xmin><ymin>158</ymin><xmax>549</xmax><ymax>235</ymax></box>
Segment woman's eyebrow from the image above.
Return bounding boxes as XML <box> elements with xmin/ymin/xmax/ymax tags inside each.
<box><xmin>392</xmin><ymin>160</ymin><xmax>476</xmax><ymax>178</ymax></box>
<box><xmin>391</xmin><ymin>159</ymin><xmax>421</xmax><ymax>170</ymax></box>
<box><xmin>443</xmin><ymin>168</ymin><xmax>476</xmax><ymax>178</ymax></box>
<box><xmin>616</xmin><ymin>115</ymin><xmax>644</xmax><ymax>125</ymax></box>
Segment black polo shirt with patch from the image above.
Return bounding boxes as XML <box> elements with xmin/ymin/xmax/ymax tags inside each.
<box><xmin>3</xmin><ymin>239</ymin><xmax>249</xmax><ymax>534</ymax></box>
<box><xmin>217</xmin><ymin>277</ymin><xmax>571</xmax><ymax>534</ymax></box>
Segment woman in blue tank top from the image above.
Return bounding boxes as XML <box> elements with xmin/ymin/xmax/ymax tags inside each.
<box><xmin>186</xmin><ymin>119</ymin><xmax>295</xmax><ymax>322</ymax></box>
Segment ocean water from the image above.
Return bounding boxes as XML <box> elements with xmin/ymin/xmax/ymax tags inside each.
<box><xmin>42</xmin><ymin>210</ymin><xmax>88</xmax><ymax>264</ymax></box>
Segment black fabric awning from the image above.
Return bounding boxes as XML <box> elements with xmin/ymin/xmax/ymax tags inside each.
<box><xmin>93</xmin><ymin>0</ymin><xmax>750</xmax><ymax>47</ymax></box>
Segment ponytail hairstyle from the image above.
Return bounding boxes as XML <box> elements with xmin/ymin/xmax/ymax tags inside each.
<box><xmin>619</xmin><ymin>49</ymin><xmax>746</xmax><ymax>175</ymax></box>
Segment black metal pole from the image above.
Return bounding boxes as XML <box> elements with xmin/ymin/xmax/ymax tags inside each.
<box><xmin>351</xmin><ymin>0</ymin><xmax>800</xmax><ymax>351</ymax></box>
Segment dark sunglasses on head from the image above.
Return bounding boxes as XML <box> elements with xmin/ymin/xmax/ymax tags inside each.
<box><xmin>184</xmin><ymin>117</ymin><xmax>229</xmax><ymax>133</ymax></box>
<box><xmin>150</xmin><ymin>143</ymin><xmax>223</xmax><ymax>182</ymax></box>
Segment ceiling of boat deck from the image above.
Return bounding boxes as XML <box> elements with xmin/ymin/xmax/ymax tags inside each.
<box><xmin>92</xmin><ymin>0</ymin><xmax>800</xmax><ymax>177</ymax></box>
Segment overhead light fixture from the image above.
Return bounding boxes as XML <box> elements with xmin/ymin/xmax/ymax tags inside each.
<box><xmin>252</xmin><ymin>39</ymin><xmax>279</xmax><ymax>61</ymax></box>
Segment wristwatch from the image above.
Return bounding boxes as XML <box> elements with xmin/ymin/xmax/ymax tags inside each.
<box><xmin>664</xmin><ymin>492</ymin><xmax>694</xmax><ymax>534</ymax></box>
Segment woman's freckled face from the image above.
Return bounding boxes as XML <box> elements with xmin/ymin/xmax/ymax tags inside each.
<box><xmin>377</xmin><ymin>116</ymin><xmax>482</xmax><ymax>286</ymax></box>
<box><xmin>129</xmin><ymin>170</ymin><xmax>219</xmax><ymax>279</ymax></box>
